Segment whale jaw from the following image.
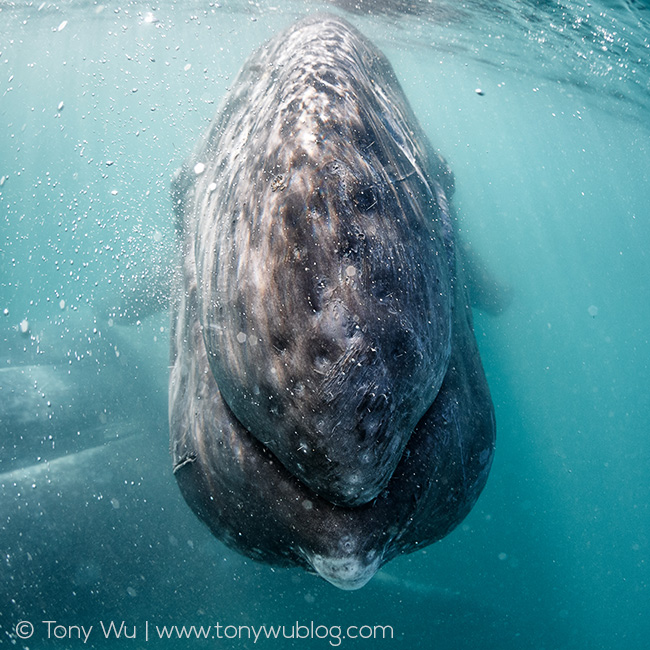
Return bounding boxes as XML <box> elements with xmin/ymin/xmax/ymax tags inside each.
<box><xmin>307</xmin><ymin>552</ymin><xmax>382</xmax><ymax>590</ymax></box>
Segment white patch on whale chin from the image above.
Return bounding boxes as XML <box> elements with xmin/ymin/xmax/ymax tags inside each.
<box><xmin>308</xmin><ymin>553</ymin><xmax>381</xmax><ymax>591</ymax></box>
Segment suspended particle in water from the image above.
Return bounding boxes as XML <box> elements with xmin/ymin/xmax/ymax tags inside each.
<box><xmin>3</xmin><ymin>308</ymin><xmax>8</xmax><ymax>316</ymax></box>
<box><xmin>475</xmin><ymin>88</ymin><xmax>485</xmax><ymax>96</ymax></box>
<box><xmin>588</xmin><ymin>305</ymin><xmax>598</xmax><ymax>318</ymax></box>
<box><xmin>57</xmin><ymin>20</ymin><xmax>68</xmax><ymax>32</ymax></box>
<box><xmin>57</xmin><ymin>101</ymin><xmax>64</xmax><ymax>111</ymax></box>
<box><xmin>194</xmin><ymin>162</ymin><xmax>205</xmax><ymax>175</ymax></box>
<box><xmin>60</xmin><ymin>299</ymin><xmax>66</xmax><ymax>310</ymax></box>
<box><xmin>19</xmin><ymin>319</ymin><xmax>30</xmax><ymax>335</ymax></box>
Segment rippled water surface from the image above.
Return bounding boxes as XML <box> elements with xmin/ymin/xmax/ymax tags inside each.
<box><xmin>1</xmin><ymin>1</ymin><xmax>649</xmax><ymax>648</ymax></box>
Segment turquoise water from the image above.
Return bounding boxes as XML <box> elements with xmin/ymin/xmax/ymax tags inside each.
<box><xmin>1</xmin><ymin>1</ymin><xmax>649</xmax><ymax>648</ymax></box>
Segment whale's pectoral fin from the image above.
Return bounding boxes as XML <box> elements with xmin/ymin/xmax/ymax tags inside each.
<box><xmin>458</xmin><ymin>236</ymin><xmax>514</xmax><ymax>316</ymax></box>
<box><xmin>94</xmin><ymin>222</ymin><xmax>177</xmax><ymax>325</ymax></box>
<box><xmin>93</xmin><ymin>161</ymin><xmax>196</xmax><ymax>326</ymax></box>
<box><xmin>96</xmin><ymin>264</ymin><xmax>173</xmax><ymax>324</ymax></box>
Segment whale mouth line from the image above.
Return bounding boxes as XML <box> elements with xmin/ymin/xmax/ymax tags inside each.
<box><xmin>219</xmin><ymin>387</ymin><xmax>402</xmax><ymax>508</ymax></box>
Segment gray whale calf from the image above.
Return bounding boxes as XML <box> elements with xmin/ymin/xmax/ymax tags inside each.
<box><xmin>170</xmin><ymin>14</ymin><xmax>495</xmax><ymax>590</ymax></box>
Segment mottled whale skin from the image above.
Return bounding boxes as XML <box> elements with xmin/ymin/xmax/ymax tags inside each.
<box><xmin>170</xmin><ymin>14</ymin><xmax>495</xmax><ymax>590</ymax></box>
